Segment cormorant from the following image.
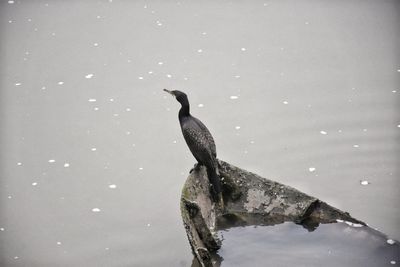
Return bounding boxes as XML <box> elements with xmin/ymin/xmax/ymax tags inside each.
<box><xmin>164</xmin><ymin>89</ymin><xmax>222</xmax><ymax>204</ymax></box>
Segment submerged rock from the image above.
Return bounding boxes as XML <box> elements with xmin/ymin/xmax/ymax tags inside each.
<box><xmin>181</xmin><ymin>160</ymin><xmax>396</xmax><ymax>267</ymax></box>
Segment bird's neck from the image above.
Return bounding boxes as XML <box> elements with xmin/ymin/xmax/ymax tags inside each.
<box><xmin>178</xmin><ymin>99</ymin><xmax>190</xmax><ymax>122</ymax></box>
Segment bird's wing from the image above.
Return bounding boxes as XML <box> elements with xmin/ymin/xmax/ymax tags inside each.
<box><xmin>191</xmin><ymin>116</ymin><xmax>217</xmax><ymax>158</ymax></box>
<box><xmin>181</xmin><ymin>118</ymin><xmax>216</xmax><ymax>163</ymax></box>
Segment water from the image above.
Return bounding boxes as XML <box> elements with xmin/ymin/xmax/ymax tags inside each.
<box><xmin>0</xmin><ymin>0</ymin><xmax>399</xmax><ymax>266</ymax></box>
<box><xmin>216</xmin><ymin>222</ymin><xmax>400</xmax><ymax>267</ymax></box>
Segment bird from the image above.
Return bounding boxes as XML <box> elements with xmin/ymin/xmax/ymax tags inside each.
<box><xmin>164</xmin><ymin>89</ymin><xmax>222</xmax><ymax>204</ymax></box>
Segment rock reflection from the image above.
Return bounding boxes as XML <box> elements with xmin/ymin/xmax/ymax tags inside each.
<box><xmin>194</xmin><ymin>222</ymin><xmax>399</xmax><ymax>267</ymax></box>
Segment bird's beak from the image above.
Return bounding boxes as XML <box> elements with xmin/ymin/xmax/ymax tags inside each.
<box><xmin>163</xmin><ymin>89</ymin><xmax>174</xmax><ymax>96</ymax></box>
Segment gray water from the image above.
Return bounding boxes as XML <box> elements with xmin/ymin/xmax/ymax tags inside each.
<box><xmin>216</xmin><ymin>222</ymin><xmax>400</xmax><ymax>267</ymax></box>
<box><xmin>0</xmin><ymin>0</ymin><xmax>399</xmax><ymax>266</ymax></box>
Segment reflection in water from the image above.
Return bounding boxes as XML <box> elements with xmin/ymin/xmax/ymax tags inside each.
<box><xmin>208</xmin><ymin>222</ymin><xmax>399</xmax><ymax>267</ymax></box>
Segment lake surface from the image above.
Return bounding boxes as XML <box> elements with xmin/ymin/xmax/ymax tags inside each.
<box><xmin>0</xmin><ymin>0</ymin><xmax>399</xmax><ymax>266</ymax></box>
<box><xmin>216</xmin><ymin>222</ymin><xmax>399</xmax><ymax>267</ymax></box>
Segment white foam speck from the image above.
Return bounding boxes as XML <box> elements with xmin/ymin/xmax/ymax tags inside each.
<box><xmin>94</xmin><ymin>107</ymin><xmax>99</xmax><ymax>111</ymax></box>
<box><xmin>105</xmin><ymin>247</ymin><xmax>110</xmax><ymax>250</ymax></box>
<box><xmin>108</xmin><ymin>184</ymin><xmax>117</xmax><ymax>189</ymax></box>
<box><xmin>15</xmin><ymin>83</ymin><xmax>22</xmax><ymax>86</ymax></box>
<box><xmin>197</xmin><ymin>49</ymin><xmax>203</xmax><ymax>53</ymax></box>
<box><xmin>148</xmin><ymin>71</ymin><xmax>153</xmax><ymax>74</ymax></box>
<box><xmin>387</xmin><ymin>239</ymin><xmax>395</xmax><ymax>245</ymax></box>
<box><xmin>138</xmin><ymin>76</ymin><xmax>144</xmax><ymax>80</ymax></box>
<box><xmin>235</xmin><ymin>126</ymin><xmax>241</xmax><ymax>130</ymax></box>
<box><xmin>88</xmin><ymin>98</ymin><xmax>96</xmax><ymax>102</ymax></box>
<box><xmin>166</xmin><ymin>74</ymin><xmax>172</xmax><ymax>78</ymax></box>
<box><xmin>397</xmin><ymin>125</ymin><xmax>400</xmax><ymax>128</ymax></box>
<box><xmin>320</xmin><ymin>130</ymin><xmax>327</xmax><ymax>135</ymax></box>
<box><xmin>32</xmin><ymin>182</ymin><xmax>38</xmax><ymax>186</ymax></box>
<box><xmin>250</xmin><ymin>140</ymin><xmax>255</xmax><ymax>144</ymax></box>
<box><xmin>353</xmin><ymin>144</ymin><xmax>359</xmax><ymax>148</ymax></box>
<box><xmin>283</xmin><ymin>101</ymin><xmax>289</xmax><ymax>105</ymax></box>
<box><xmin>14</xmin><ymin>256</ymin><xmax>19</xmax><ymax>260</ymax></box>
<box><xmin>85</xmin><ymin>74</ymin><xmax>94</xmax><ymax>79</ymax></box>
<box><xmin>147</xmin><ymin>223</ymin><xmax>151</xmax><ymax>227</ymax></box>
<box><xmin>17</xmin><ymin>162</ymin><xmax>22</xmax><ymax>166</ymax></box>
<box><xmin>139</xmin><ymin>167</ymin><xmax>143</xmax><ymax>170</ymax></box>
<box><xmin>113</xmin><ymin>113</ymin><xmax>119</xmax><ymax>117</ymax></box>
<box><xmin>234</xmin><ymin>75</ymin><xmax>241</xmax><ymax>78</ymax></box>
<box><xmin>48</xmin><ymin>159</ymin><xmax>55</xmax><ymax>163</ymax></box>
<box><xmin>57</xmin><ymin>241</ymin><xmax>62</xmax><ymax>245</ymax></box>
<box><xmin>392</xmin><ymin>90</ymin><xmax>397</xmax><ymax>93</ymax></box>
<box><xmin>91</xmin><ymin>148</ymin><xmax>97</xmax><ymax>151</ymax></box>
<box><xmin>241</xmin><ymin>47</ymin><xmax>246</xmax><ymax>51</ymax></box>
<box><xmin>126</xmin><ymin>108</ymin><xmax>131</xmax><ymax>111</ymax></box>
<box><xmin>7</xmin><ymin>196</ymin><xmax>12</xmax><ymax>199</ymax></box>
<box><xmin>230</xmin><ymin>95</ymin><xmax>239</xmax><ymax>100</ymax></box>
<box><xmin>92</xmin><ymin>208</ymin><xmax>101</xmax><ymax>212</ymax></box>
<box><xmin>0</xmin><ymin>228</ymin><xmax>5</xmax><ymax>231</ymax></box>
<box><xmin>397</xmin><ymin>69</ymin><xmax>400</xmax><ymax>72</ymax></box>
<box><xmin>390</xmin><ymin>260</ymin><xmax>396</xmax><ymax>265</ymax></box>
<box><xmin>202</xmin><ymin>32</ymin><xmax>207</xmax><ymax>35</ymax></box>
<box><xmin>360</xmin><ymin>180</ymin><xmax>370</xmax><ymax>185</ymax></box>
<box><xmin>309</xmin><ymin>167</ymin><xmax>316</xmax><ymax>172</ymax></box>
<box><xmin>156</xmin><ymin>20</ymin><xmax>163</xmax><ymax>26</ymax></box>
<box><xmin>198</xmin><ymin>104</ymin><xmax>204</xmax><ymax>108</ymax></box>
<box><xmin>158</xmin><ymin>62</ymin><xmax>164</xmax><ymax>65</ymax></box>
<box><xmin>8</xmin><ymin>0</ymin><xmax>15</xmax><ymax>4</ymax></box>
<box><xmin>305</xmin><ymin>21</ymin><xmax>309</xmax><ymax>25</ymax></box>
<box><xmin>93</xmin><ymin>43</ymin><xmax>99</xmax><ymax>46</ymax></box>
<box><xmin>64</xmin><ymin>163</ymin><xmax>70</xmax><ymax>168</ymax></box>
<box><xmin>58</xmin><ymin>81</ymin><xmax>64</xmax><ymax>85</ymax></box>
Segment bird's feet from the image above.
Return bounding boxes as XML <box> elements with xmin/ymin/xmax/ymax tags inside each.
<box><xmin>189</xmin><ymin>163</ymin><xmax>201</xmax><ymax>173</ymax></box>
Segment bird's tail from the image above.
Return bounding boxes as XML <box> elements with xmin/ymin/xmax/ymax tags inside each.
<box><xmin>206</xmin><ymin>166</ymin><xmax>222</xmax><ymax>202</ymax></box>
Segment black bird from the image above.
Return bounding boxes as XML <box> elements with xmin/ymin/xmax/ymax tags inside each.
<box><xmin>164</xmin><ymin>89</ymin><xmax>222</xmax><ymax>203</ymax></box>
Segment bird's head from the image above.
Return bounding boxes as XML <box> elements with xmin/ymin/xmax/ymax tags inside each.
<box><xmin>163</xmin><ymin>89</ymin><xmax>188</xmax><ymax>104</ymax></box>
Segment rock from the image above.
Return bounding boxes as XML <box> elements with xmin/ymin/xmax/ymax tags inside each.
<box><xmin>181</xmin><ymin>160</ymin><xmax>368</xmax><ymax>267</ymax></box>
